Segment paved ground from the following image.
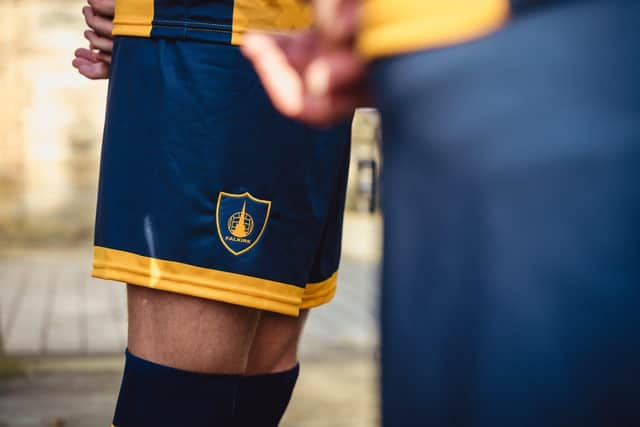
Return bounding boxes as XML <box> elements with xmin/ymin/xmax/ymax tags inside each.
<box><xmin>0</xmin><ymin>253</ymin><xmax>127</xmax><ymax>356</ymax></box>
<box><xmin>0</xmin><ymin>249</ymin><xmax>379</xmax><ymax>357</ymax></box>
<box><xmin>0</xmin><ymin>233</ymin><xmax>381</xmax><ymax>426</ymax></box>
<box><xmin>0</xmin><ymin>351</ymin><xmax>378</xmax><ymax>427</ymax></box>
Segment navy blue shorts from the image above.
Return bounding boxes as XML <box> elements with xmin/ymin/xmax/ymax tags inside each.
<box><xmin>92</xmin><ymin>36</ymin><xmax>351</xmax><ymax>316</ymax></box>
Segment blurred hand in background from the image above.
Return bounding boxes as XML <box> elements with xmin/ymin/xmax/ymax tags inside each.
<box><xmin>241</xmin><ymin>0</ymin><xmax>368</xmax><ymax>127</ymax></box>
<box><xmin>72</xmin><ymin>0</ymin><xmax>114</xmax><ymax>80</ymax></box>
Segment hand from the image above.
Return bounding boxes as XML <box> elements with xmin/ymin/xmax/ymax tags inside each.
<box><xmin>72</xmin><ymin>0</ymin><xmax>114</xmax><ymax>80</ymax></box>
<box><xmin>313</xmin><ymin>0</ymin><xmax>360</xmax><ymax>46</ymax></box>
<box><xmin>72</xmin><ymin>47</ymin><xmax>110</xmax><ymax>80</ymax></box>
<box><xmin>241</xmin><ymin>0</ymin><xmax>368</xmax><ymax>127</ymax></box>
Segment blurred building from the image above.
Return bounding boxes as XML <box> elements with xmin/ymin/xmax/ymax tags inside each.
<box><xmin>348</xmin><ymin>108</ymin><xmax>381</xmax><ymax>214</ymax></box>
<box><xmin>0</xmin><ymin>0</ymin><xmax>107</xmax><ymax>248</ymax></box>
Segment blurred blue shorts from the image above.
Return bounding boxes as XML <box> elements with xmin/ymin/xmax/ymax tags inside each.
<box><xmin>374</xmin><ymin>0</ymin><xmax>640</xmax><ymax>425</ymax></box>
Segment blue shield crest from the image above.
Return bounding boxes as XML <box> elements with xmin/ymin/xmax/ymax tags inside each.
<box><xmin>216</xmin><ymin>191</ymin><xmax>271</xmax><ymax>255</ymax></box>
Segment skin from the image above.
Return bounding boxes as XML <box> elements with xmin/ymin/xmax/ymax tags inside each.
<box><xmin>128</xmin><ymin>285</ymin><xmax>309</xmax><ymax>374</ymax></box>
<box><xmin>126</xmin><ymin>282</ymin><xmax>308</xmax><ymax>375</ymax></box>
<box><xmin>246</xmin><ymin>309</ymin><xmax>310</xmax><ymax>375</ymax></box>
<box><xmin>241</xmin><ymin>0</ymin><xmax>368</xmax><ymax>126</ymax></box>
<box><xmin>72</xmin><ymin>0</ymin><xmax>113</xmax><ymax>79</ymax></box>
<box><xmin>73</xmin><ymin>0</ymin><xmax>309</xmax><ymax>374</ymax></box>
<box><xmin>127</xmin><ymin>285</ymin><xmax>261</xmax><ymax>373</ymax></box>
<box><xmin>241</xmin><ymin>30</ymin><xmax>368</xmax><ymax>126</ymax></box>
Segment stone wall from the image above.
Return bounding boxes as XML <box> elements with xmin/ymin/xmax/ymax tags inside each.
<box><xmin>0</xmin><ymin>0</ymin><xmax>107</xmax><ymax>246</ymax></box>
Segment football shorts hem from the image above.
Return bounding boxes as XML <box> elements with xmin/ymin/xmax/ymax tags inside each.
<box><xmin>92</xmin><ymin>246</ymin><xmax>304</xmax><ymax>316</ymax></box>
<box><xmin>301</xmin><ymin>272</ymin><xmax>338</xmax><ymax>309</ymax></box>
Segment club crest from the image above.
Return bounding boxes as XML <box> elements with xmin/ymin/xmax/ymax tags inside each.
<box><xmin>216</xmin><ymin>191</ymin><xmax>271</xmax><ymax>255</ymax></box>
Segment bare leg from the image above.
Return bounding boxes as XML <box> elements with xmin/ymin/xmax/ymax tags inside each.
<box><xmin>245</xmin><ymin>309</ymin><xmax>309</xmax><ymax>374</ymax></box>
<box><xmin>126</xmin><ymin>284</ymin><xmax>262</xmax><ymax>374</ymax></box>
<box><xmin>122</xmin><ymin>286</ymin><xmax>308</xmax><ymax>427</ymax></box>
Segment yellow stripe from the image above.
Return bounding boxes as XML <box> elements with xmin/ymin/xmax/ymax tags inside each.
<box><xmin>230</xmin><ymin>0</ymin><xmax>312</xmax><ymax>45</ymax></box>
<box><xmin>92</xmin><ymin>246</ymin><xmax>304</xmax><ymax>316</ymax></box>
<box><xmin>301</xmin><ymin>272</ymin><xmax>338</xmax><ymax>309</ymax></box>
<box><xmin>359</xmin><ymin>0</ymin><xmax>511</xmax><ymax>58</ymax></box>
<box><xmin>112</xmin><ymin>0</ymin><xmax>154</xmax><ymax>37</ymax></box>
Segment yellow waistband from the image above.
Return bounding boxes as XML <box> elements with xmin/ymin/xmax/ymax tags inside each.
<box><xmin>358</xmin><ymin>0</ymin><xmax>511</xmax><ymax>58</ymax></box>
<box><xmin>112</xmin><ymin>0</ymin><xmax>312</xmax><ymax>44</ymax></box>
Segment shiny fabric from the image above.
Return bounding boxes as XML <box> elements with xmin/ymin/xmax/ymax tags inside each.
<box><xmin>94</xmin><ymin>36</ymin><xmax>350</xmax><ymax>314</ymax></box>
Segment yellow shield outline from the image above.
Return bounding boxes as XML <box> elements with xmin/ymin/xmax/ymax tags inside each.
<box><xmin>215</xmin><ymin>191</ymin><xmax>272</xmax><ymax>256</ymax></box>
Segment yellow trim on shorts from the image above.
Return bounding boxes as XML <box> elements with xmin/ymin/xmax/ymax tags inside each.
<box><xmin>92</xmin><ymin>246</ymin><xmax>339</xmax><ymax>316</ymax></box>
<box><xmin>301</xmin><ymin>272</ymin><xmax>338</xmax><ymax>309</ymax></box>
<box><xmin>92</xmin><ymin>246</ymin><xmax>304</xmax><ymax>316</ymax></box>
<box><xmin>112</xmin><ymin>0</ymin><xmax>154</xmax><ymax>37</ymax></box>
<box><xmin>358</xmin><ymin>0</ymin><xmax>511</xmax><ymax>58</ymax></box>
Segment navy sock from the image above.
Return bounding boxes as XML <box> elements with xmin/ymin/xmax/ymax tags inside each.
<box><xmin>112</xmin><ymin>349</ymin><xmax>240</xmax><ymax>427</ymax></box>
<box><xmin>233</xmin><ymin>364</ymin><xmax>300</xmax><ymax>427</ymax></box>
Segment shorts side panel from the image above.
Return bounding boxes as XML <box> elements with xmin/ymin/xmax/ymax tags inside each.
<box><xmin>301</xmin><ymin>128</ymin><xmax>351</xmax><ymax>308</ymax></box>
<box><xmin>301</xmin><ymin>273</ymin><xmax>338</xmax><ymax>309</ymax></box>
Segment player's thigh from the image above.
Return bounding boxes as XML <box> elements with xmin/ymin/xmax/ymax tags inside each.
<box><xmin>127</xmin><ymin>284</ymin><xmax>261</xmax><ymax>374</ymax></box>
<box><xmin>245</xmin><ymin>309</ymin><xmax>310</xmax><ymax>374</ymax></box>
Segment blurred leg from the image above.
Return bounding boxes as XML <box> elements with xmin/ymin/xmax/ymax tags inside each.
<box><xmin>374</xmin><ymin>1</ymin><xmax>640</xmax><ymax>425</ymax></box>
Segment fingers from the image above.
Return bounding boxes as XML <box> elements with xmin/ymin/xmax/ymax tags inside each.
<box><xmin>73</xmin><ymin>48</ymin><xmax>110</xmax><ymax>79</ymax></box>
<box><xmin>298</xmin><ymin>85</ymin><xmax>370</xmax><ymax>127</ymax></box>
<box><xmin>305</xmin><ymin>50</ymin><xmax>366</xmax><ymax>96</ymax></box>
<box><xmin>88</xmin><ymin>0</ymin><xmax>115</xmax><ymax>17</ymax></box>
<box><xmin>83</xmin><ymin>6</ymin><xmax>114</xmax><ymax>38</ymax></box>
<box><xmin>84</xmin><ymin>29</ymin><xmax>114</xmax><ymax>53</ymax></box>
<box><xmin>74</xmin><ymin>47</ymin><xmax>99</xmax><ymax>62</ymax></box>
<box><xmin>242</xmin><ymin>30</ymin><xmax>368</xmax><ymax>126</ymax></box>
<box><xmin>313</xmin><ymin>0</ymin><xmax>342</xmax><ymax>35</ymax></box>
<box><xmin>242</xmin><ymin>32</ymin><xmax>305</xmax><ymax>116</ymax></box>
<box><xmin>313</xmin><ymin>0</ymin><xmax>360</xmax><ymax>46</ymax></box>
<box><xmin>95</xmin><ymin>51</ymin><xmax>112</xmax><ymax>64</ymax></box>
<box><xmin>75</xmin><ymin>2</ymin><xmax>113</xmax><ymax>80</ymax></box>
<box><xmin>74</xmin><ymin>47</ymin><xmax>111</xmax><ymax>65</ymax></box>
<box><xmin>72</xmin><ymin>56</ymin><xmax>110</xmax><ymax>79</ymax></box>
<box><xmin>79</xmin><ymin>62</ymin><xmax>110</xmax><ymax>80</ymax></box>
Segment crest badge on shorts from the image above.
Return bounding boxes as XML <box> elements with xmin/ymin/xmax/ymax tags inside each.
<box><xmin>216</xmin><ymin>191</ymin><xmax>271</xmax><ymax>256</ymax></box>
